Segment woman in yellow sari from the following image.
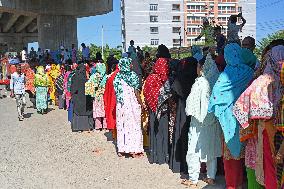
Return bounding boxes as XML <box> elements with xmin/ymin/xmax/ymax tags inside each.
<box><xmin>47</xmin><ymin>64</ymin><xmax>60</xmax><ymax>105</ymax></box>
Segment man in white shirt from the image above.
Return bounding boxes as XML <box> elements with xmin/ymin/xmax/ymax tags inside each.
<box><xmin>10</xmin><ymin>64</ymin><xmax>26</xmax><ymax>121</ymax></box>
<box><xmin>21</xmin><ymin>47</ymin><xmax>28</xmax><ymax>63</ymax></box>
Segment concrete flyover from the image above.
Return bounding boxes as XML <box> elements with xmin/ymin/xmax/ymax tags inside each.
<box><xmin>0</xmin><ymin>0</ymin><xmax>113</xmax><ymax>52</ymax></box>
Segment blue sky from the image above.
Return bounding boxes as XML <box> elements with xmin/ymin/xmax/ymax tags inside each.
<box><xmin>77</xmin><ymin>0</ymin><xmax>121</xmax><ymax>48</ymax></box>
<box><xmin>256</xmin><ymin>0</ymin><xmax>284</xmax><ymax>41</ymax></box>
<box><xmin>29</xmin><ymin>0</ymin><xmax>284</xmax><ymax>50</ymax></box>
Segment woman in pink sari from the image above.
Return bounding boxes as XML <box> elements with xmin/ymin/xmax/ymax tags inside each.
<box><xmin>63</xmin><ymin>65</ymin><xmax>72</xmax><ymax>109</ymax></box>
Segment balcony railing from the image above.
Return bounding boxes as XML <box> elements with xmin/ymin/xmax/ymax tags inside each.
<box><xmin>187</xmin><ymin>20</ymin><xmax>203</xmax><ymax>25</ymax></box>
<box><xmin>218</xmin><ymin>10</ymin><xmax>237</xmax><ymax>14</ymax></box>
<box><xmin>186</xmin><ymin>32</ymin><xmax>201</xmax><ymax>36</ymax></box>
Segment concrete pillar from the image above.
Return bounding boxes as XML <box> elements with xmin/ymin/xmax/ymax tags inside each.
<box><xmin>37</xmin><ymin>15</ymin><xmax>77</xmax><ymax>51</ymax></box>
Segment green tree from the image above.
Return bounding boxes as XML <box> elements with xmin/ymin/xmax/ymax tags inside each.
<box><xmin>142</xmin><ymin>46</ymin><xmax>157</xmax><ymax>56</ymax></box>
<box><xmin>89</xmin><ymin>44</ymin><xmax>122</xmax><ymax>62</ymax></box>
<box><xmin>255</xmin><ymin>30</ymin><xmax>284</xmax><ymax>59</ymax></box>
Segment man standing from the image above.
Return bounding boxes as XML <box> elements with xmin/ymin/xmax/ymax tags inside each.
<box><xmin>10</xmin><ymin>64</ymin><xmax>26</xmax><ymax>121</ymax></box>
<box><xmin>29</xmin><ymin>47</ymin><xmax>37</xmax><ymax>61</ymax></box>
<box><xmin>227</xmin><ymin>13</ymin><xmax>246</xmax><ymax>44</ymax></box>
<box><xmin>81</xmin><ymin>43</ymin><xmax>90</xmax><ymax>61</ymax></box>
<box><xmin>128</xmin><ymin>40</ymin><xmax>142</xmax><ymax>88</ymax></box>
<box><xmin>21</xmin><ymin>47</ymin><xmax>28</xmax><ymax>63</ymax></box>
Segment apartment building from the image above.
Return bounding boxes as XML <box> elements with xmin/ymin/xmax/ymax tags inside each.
<box><xmin>121</xmin><ymin>0</ymin><xmax>256</xmax><ymax>49</ymax></box>
<box><xmin>121</xmin><ymin>0</ymin><xmax>185</xmax><ymax>51</ymax></box>
<box><xmin>186</xmin><ymin>0</ymin><xmax>256</xmax><ymax>46</ymax></box>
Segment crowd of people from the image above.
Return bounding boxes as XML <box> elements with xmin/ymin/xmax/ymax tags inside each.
<box><xmin>2</xmin><ymin>15</ymin><xmax>284</xmax><ymax>189</ymax></box>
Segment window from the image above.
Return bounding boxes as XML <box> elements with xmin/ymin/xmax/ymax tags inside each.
<box><xmin>151</xmin><ymin>39</ymin><xmax>159</xmax><ymax>46</ymax></box>
<box><xmin>238</xmin><ymin>7</ymin><xmax>242</xmax><ymax>13</ymax></box>
<box><xmin>150</xmin><ymin>16</ymin><xmax>158</xmax><ymax>22</ymax></box>
<box><xmin>150</xmin><ymin>27</ymin><xmax>159</xmax><ymax>34</ymax></box>
<box><xmin>172</xmin><ymin>4</ymin><xmax>180</xmax><ymax>11</ymax></box>
<box><xmin>172</xmin><ymin>16</ymin><xmax>181</xmax><ymax>22</ymax></box>
<box><xmin>150</xmin><ymin>4</ymin><xmax>158</xmax><ymax>11</ymax></box>
<box><xmin>172</xmin><ymin>27</ymin><xmax>181</xmax><ymax>33</ymax></box>
<box><xmin>173</xmin><ymin>39</ymin><xmax>182</xmax><ymax>44</ymax></box>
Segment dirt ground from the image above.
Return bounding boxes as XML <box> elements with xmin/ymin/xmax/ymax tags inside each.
<box><xmin>0</xmin><ymin>91</ymin><xmax>226</xmax><ymax>189</ymax></box>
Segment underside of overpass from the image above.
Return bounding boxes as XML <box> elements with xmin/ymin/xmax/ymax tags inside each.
<box><xmin>0</xmin><ymin>0</ymin><xmax>113</xmax><ymax>52</ymax></box>
<box><xmin>0</xmin><ymin>12</ymin><xmax>37</xmax><ymax>52</ymax></box>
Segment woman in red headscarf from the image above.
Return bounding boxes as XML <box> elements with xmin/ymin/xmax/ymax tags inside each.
<box><xmin>144</xmin><ymin>44</ymin><xmax>172</xmax><ymax>165</ymax></box>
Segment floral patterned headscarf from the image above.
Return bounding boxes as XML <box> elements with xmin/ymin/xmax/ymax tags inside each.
<box><xmin>34</xmin><ymin>66</ymin><xmax>49</xmax><ymax>87</ymax></box>
<box><xmin>96</xmin><ymin>63</ymin><xmax>107</xmax><ymax>87</ymax></box>
<box><xmin>233</xmin><ymin>45</ymin><xmax>284</xmax><ymax>128</ymax></box>
<box><xmin>85</xmin><ymin>63</ymin><xmax>107</xmax><ymax>99</ymax></box>
<box><xmin>113</xmin><ymin>57</ymin><xmax>139</xmax><ymax>104</ymax></box>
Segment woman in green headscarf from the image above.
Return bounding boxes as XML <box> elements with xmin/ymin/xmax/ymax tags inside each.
<box><xmin>113</xmin><ymin>55</ymin><xmax>145</xmax><ymax>158</ymax></box>
<box><xmin>85</xmin><ymin>62</ymin><xmax>107</xmax><ymax>131</ymax></box>
<box><xmin>34</xmin><ymin>66</ymin><xmax>50</xmax><ymax>114</ymax></box>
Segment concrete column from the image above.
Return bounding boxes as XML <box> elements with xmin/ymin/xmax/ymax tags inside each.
<box><xmin>37</xmin><ymin>15</ymin><xmax>77</xmax><ymax>51</ymax></box>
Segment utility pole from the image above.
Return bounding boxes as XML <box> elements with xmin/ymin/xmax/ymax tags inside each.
<box><xmin>102</xmin><ymin>25</ymin><xmax>104</xmax><ymax>59</ymax></box>
<box><xmin>178</xmin><ymin>31</ymin><xmax>182</xmax><ymax>59</ymax></box>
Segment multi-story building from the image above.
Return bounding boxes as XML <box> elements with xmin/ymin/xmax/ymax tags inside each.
<box><xmin>186</xmin><ymin>0</ymin><xmax>256</xmax><ymax>46</ymax></box>
<box><xmin>121</xmin><ymin>0</ymin><xmax>185</xmax><ymax>51</ymax></box>
<box><xmin>121</xmin><ymin>0</ymin><xmax>256</xmax><ymax>50</ymax></box>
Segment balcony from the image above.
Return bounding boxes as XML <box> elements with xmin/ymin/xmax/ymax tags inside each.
<box><xmin>190</xmin><ymin>0</ymin><xmax>214</xmax><ymax>2</ymax></box>
<box><xmin>187</xmin><ymin>20</ymin><xmax>203</xmax><ymax>25</ymax></box>
<box><xmin>188</xmin><ymin>9</ymin><xmax>207</xmax><ymax>13</ymax></box>
<box><xmin>187</xmin><ymin>32</ymin><xmax>201</xmax><ymax>36</ymax></box>
<box><xmin>220</xmin><ymin>0</ymin><xmax>238</xmax><ymax>2</ymax></box>
<box><xmin>218</xmin><ymin>10</ymin><xmax>237</xmax><ymax>14</ymax></box>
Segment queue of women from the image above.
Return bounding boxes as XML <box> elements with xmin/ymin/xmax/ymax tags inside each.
<box><xmin>58</xmin><ymin>38</ymin><xmax>283</xmax><ymax>189</ymax></box>
<box><xmin>10</xmin><ymin>38</ymin><xmax>283</xmax><ymax>189</ymax></box>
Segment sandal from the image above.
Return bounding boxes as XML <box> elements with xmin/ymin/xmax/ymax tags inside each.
<box><xmin>131</xmin><ymin>153</ymin><xmax>144</xmax><ymax>158</ymax></box>
<box><xmin>181</xmin><ymin>179</ymin><xmax>198</xmax><ymax>188</ymax></box>
<box><xmin>203</xmin><ymin>178</ymin><xmax>215</xmax><ymax>185</ymax></box>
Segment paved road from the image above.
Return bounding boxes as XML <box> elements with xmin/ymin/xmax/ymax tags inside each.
<box><xmin>0</xmin><ymin>92</ymin><xmax>225</xmax><ymax>189</ymax></box>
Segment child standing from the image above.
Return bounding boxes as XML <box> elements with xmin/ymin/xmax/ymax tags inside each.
<box><xmin>10</xmin><ymin>64</ymin><xmax>26</xmax><ymax>121</ymax></box>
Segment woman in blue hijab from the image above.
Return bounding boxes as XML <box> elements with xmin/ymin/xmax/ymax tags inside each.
<box><xmin>208</xmin><ymin>43</ymin><xmax>255</xmax><ymax>188</ymax></box>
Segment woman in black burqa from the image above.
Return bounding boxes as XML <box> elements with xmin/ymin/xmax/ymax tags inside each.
<box><xmin>169</xmin><ymin>56</ymin><xmax>198</xmax><ymax>176</ymax></box>
<box><xmin>71</xmin><ymin>63</ymin><xmax>94</xmax><ymax>132</ymax></box>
